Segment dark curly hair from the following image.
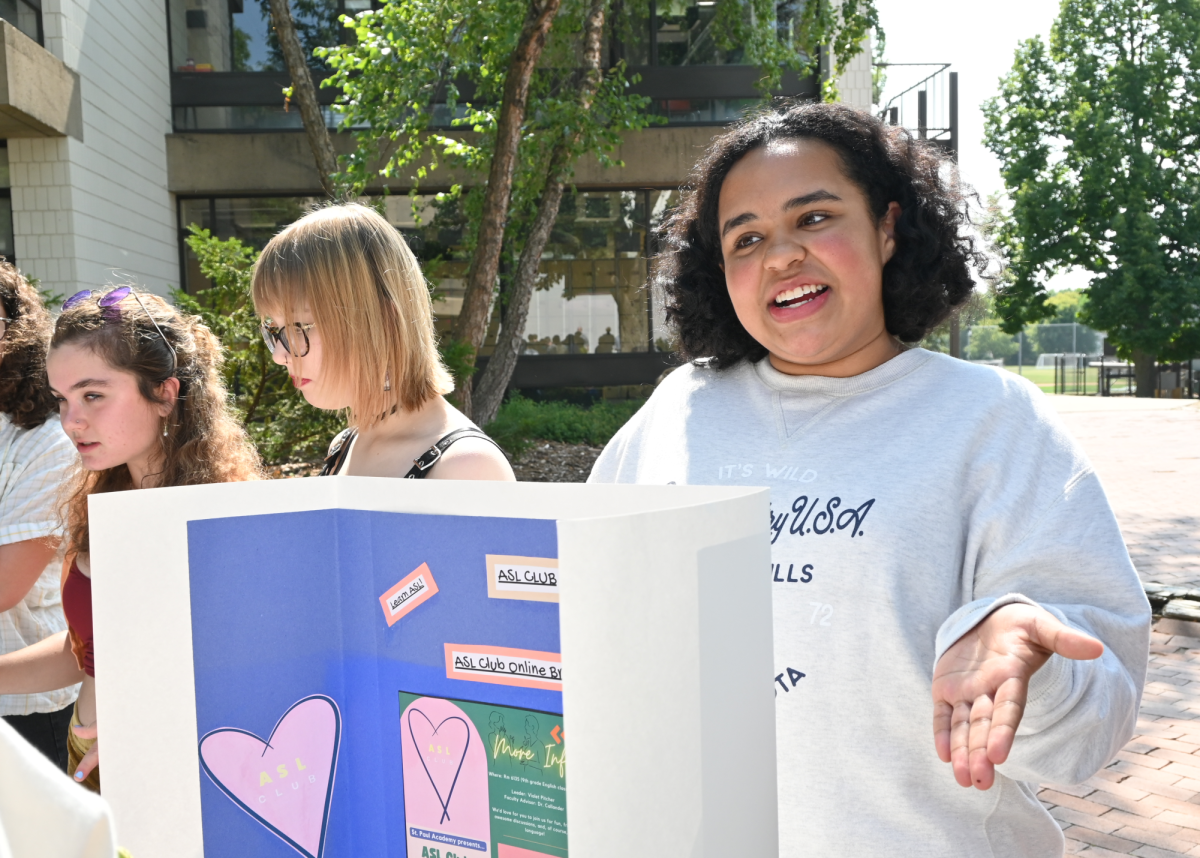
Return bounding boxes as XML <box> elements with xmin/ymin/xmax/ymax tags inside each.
<box><xmin>0</xmin><ymin>262</ymin><xmax>58</xmax><ymax>429</ymax></box>
<box><xmin>655</xmin><ymin>101</ymin><xmax>986</xmax><ymax>366</ymax></box>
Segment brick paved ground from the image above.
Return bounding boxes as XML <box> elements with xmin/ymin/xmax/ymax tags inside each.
<box><xmin>1052</xmin><ymin>398</ymin><xmax>1200</xmax><ymax>589</ymax></box>
<box><xmin>1040</xmin><ymin>397</ymin><xmax>1200</xmax><ymax>855</ymax></box>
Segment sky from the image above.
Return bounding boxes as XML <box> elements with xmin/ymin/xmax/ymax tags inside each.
<box><xmin>871</xmin><ymin>0</ymin><xmax>1087</xmax><ymax>290</ymax></box>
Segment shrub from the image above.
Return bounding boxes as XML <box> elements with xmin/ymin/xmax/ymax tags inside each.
<box><xmin>178</xmin><ymin>227</ymin><xmax>345</xmax><ymax>466</ymax></box>
<box><xmin>484</xmin><ymin>393</ymin><xmax>643</xmax><ymax>459</ymax></box>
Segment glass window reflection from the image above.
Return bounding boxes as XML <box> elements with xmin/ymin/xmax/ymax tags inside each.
<box><xmin>181</xmin><ymin>193</ymin><xmax>669</xmax><ymax>355</ymax></box>
<box><xmin>169</xmin><ymin>0</ymin><xmax>346</xmax><ymax>73</ymax></box>
<box><xmin>0</xmin><ymin>197</ymin><xmax>13</xmax><ymax>260</ymax></box>
<box><xmin>655</xmin><ymin>0</ymin><xmax>742</xmax><ymax>66</ymax></box>
<box><xmin>179</xmin><ymin>196</ymin><xmax>323</xmax><ymax>292</ymax></box>
<box><xmin>0</xmin><ymin>0</ymin><xmax>40</xmax><ymax>43</ymax></box>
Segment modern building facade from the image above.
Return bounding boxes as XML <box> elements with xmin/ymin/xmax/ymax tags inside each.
<box><xmin>4</xmin><ymin>0</ymin><xmax>872</xmax><ymax>378</ymax></box>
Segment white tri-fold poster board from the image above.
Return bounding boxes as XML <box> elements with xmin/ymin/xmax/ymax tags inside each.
<box><xmin>88</xmin><ymin>479</ymin><xmax>777</xmax><ymax>858</ymax></box>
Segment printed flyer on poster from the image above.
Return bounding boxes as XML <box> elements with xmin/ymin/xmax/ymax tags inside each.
<box><xmin>399</xmin><ymin>692</ymin><xmax>567</xmax><ymax>858</ymax></box>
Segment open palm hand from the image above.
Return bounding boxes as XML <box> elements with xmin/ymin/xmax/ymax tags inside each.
<box><xmin>932</xmin><ymin>603</ymin><xmax>1104</xmax><ymax>790</ymax></box>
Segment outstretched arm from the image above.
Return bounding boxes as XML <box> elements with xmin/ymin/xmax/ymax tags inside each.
<box><xmin>0</xmin><ymin>630</ymin><xmax>87</xmax><ymax>695</ymax></box>
<box><xmin>0</xmin><ymin>537</ymin><xmax>59</xmax><ymax>612</ymax></box>
<box><xmin>933</xmin><ymin>602</ymin><xmax>1105</xmax><ymax>789</ymax></box>
<box><xmin>931</xmin><ymin>468</ymin><xmax>1149</xmax><ymax>789</ymax></box>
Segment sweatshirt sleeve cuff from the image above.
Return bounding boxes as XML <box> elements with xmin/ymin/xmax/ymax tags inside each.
<box><xmin>934</xmin><ymin>593</ymin><xmax>1040</xmax><ymax>663</ymax></box>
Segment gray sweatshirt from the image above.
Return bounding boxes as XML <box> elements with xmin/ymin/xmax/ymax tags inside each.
<box><xmin>588</xmin><ymin>348</ymin><xmax>1150</xmax><ymax>857</ymax></box>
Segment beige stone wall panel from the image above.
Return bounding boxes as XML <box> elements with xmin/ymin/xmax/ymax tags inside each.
<box><xmin>0</xmin><ymin>21</ymin><xmax>83</xmax><ymax>139</ymax></box>
<box><xmin>167</xmin><ymin>127</ymin><xmax>728</xmax><ymax>196</ymax></box>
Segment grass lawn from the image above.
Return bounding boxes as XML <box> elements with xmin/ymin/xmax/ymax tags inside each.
<box><xmin>1002</xmin><ymin>365</ymin><xmax>1131</xmax><ymax>395</ymax></box>
<box><xmin>1004</xmin><ymin>366</ymin><xmax>1057</xmax><ymax>392</ymax></box>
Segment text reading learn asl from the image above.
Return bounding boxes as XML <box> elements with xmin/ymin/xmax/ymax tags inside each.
<box><xmin>390</xmin><ymin>578</ymin><xmax>426</xmax><ymax>611</ymax></box>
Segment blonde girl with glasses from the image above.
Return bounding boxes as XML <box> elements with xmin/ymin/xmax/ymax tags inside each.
<box><xmin>0</xmin><ymin>286</ymin><xmax>262</xmax><ymax>791</ymax></box>
<box><xmin>253</xmin><ymin>203</ymin><xmax>514</xmax><ymax>481</ymax></box>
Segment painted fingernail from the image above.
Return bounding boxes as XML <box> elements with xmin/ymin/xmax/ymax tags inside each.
<box><xmin>74</xmin><ymin>771</ymin><xmax>84</xmax><ymax>781</ymax></box>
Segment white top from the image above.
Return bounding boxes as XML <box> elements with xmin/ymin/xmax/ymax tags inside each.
<box><xmin>0</xmin><ymin>717</ymin><xmax>117</xmax><ymax>857</ymax></box>
<box><xmin>589</xmin><ymin>349</ymin><xmax>1151</xmax><ymax>858</ymax></box>
<box><xmin>0</xmin><ymin>415</ymin><xmax>79</xmax><ymax>717</ymax></box>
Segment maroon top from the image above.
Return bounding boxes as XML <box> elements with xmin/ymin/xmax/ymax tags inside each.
<box><xmin>61</xmin><ymin>561</ymin><xmax>94</xmax><ymax>678</ymax></box>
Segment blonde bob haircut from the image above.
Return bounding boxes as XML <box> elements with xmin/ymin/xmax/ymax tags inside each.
<box><xmin>252</xmin><ymin>203</ymin><xmax>454</xmax><ymax>429</ymax></box>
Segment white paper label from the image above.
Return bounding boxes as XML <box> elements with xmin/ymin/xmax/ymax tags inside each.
<box><xmin>485</xmin><ymin>554</ymin><xmax>560</xmax><ymax>603</ymax></box>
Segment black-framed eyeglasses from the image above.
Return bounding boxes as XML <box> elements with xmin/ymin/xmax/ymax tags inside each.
<box><xmin>62</xmin><ymin>286</ymin><xmax>178</xmax><ymax>375</ymax></box>
<box><xmin>260</xmin><ymin>321</ymin><xmax>315</xmax><ymax>357</ymax></box>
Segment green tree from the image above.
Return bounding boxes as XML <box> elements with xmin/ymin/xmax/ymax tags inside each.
<box><xmin>179</xmin><ymin>227</ymin><xmax>345</xmax><ymax>466</ymax></box>
<box><xmin>983</xmin><ymin>0</ymin><xmax>1200</xmax><ymax>395</ymax></box>
<box><xmin>320</xmin><ymin>0</ymin><xmax>878</xmax><ymax>420</ymax></box>
<box><xmin>964</xmin><ymin>325</ymin><xmax>1019</xmax><ymax>363</ymax></box>
<box><xmin>1044</xmin><ymin>289</ymin><xmax>1085</xmax><ymax>324</ymax></box>
<box><xmin>1028</xmin><ymin>289</ymin><xmax>1102</xmax><ymax>355</ymax></box>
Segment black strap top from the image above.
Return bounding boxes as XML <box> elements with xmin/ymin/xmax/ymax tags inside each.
<box><xmin>319</xmin><ymin>426</ymin><xmax>504</xmax><ymax>478</ymax></box>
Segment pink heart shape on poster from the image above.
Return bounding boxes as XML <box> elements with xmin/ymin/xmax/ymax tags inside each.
<box><xmin>406</xmin><ymin>708</ymin><xmax>471</xmax><ymax>823</ymax></box>
<box><xmin>199</xmin><ymin>695</ymin><xmax>341</xmax><ymax>858</ymax></box>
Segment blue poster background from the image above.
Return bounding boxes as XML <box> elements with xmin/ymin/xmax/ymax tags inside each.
<box><xmin>187</xmin><ymin>509</ymin><xmax>560</xmax><ymax>858</ymax></box>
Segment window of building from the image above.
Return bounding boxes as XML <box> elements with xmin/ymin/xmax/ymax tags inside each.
<box><xmin>382</xmin><ymin>191</ymin><xmax>669</xmax><ymax>356</ymax></box>
<box><xmin>169</xmin><ymin>1</ymin><xmax>814</xmax><ymax>131</ymax></box>
<box><xmin>654</xmin><ymin>1</ymin><xmax>742</xmax><ymax>66</ymax></box>
<box><xmin>0</xmin><ymin>144</ymin><xmax>14</xmax><ymax>268</ymax></box>
<box><xmin>179</xmin><ymin>191</ymin><xmax>674</xmax><ymax>355</ymax></box>
<box><xmin>173</xmin><ymin>104</ymin><xmax>344</xmax><ymax>132</ymax></box>
<box><xmin>646</xmin><ymin>97</ymin><xmax>760</xmax><ymax>124</ymax></box>
<box><xmin>615</xmin><ymin>1</ymin><xmax>810</xmax><ymax>67</ymax></box>
<box><xmin>178</xmin><ymin>196</ymin><xmax>322</xmax><ymax>290</ymax></box>
<box><xmin>168</xmin><ymin>0</ymin><xmax>366</xmax><ymax>73</ymax></box>
<box><xmin>0</xmin><ymin>0</ymin><xmax>41</xmax><ymax>44</ymax></box>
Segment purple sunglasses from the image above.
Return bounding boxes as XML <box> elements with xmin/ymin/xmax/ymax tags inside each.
<box><xmin>62</xmin><ymin>286</ymin><xmax>178</xmax><ymax>374</ymax></box>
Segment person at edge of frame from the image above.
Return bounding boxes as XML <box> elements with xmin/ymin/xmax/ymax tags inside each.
<box><xmin>587</xmin><ymin>101</ymin><xmax>1150</xmax><ymax>857</ymax></box>
<box><xmin>252</xmin><ymin>203</ymin><xmax>514</xmax><ymax>483</ymax></box>
<box><xmin>0</xmin><ymin>285</ymin><xmax>263</xmax><ymax>791</ymax></box>
<box><xmin>0</xmin><ymin>261</ymin><xmax>80</xmax><ymax>773</ymax></box>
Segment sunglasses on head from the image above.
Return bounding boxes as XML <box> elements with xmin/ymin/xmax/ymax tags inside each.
<box><xmin>62</xmin><ymin>286</ymin><xmax>178</xmax><ymax>374</ymax></box>
<box><xmin>260</xmin><ymin>321</ymin><xmax>315</xmax><ymax>357</ymax></box>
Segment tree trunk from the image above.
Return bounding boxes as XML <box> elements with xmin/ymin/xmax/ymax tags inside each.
<box><xmin>614</xmin><ymin>275</ymin><xmax>650</xmax><ymax>352</ymax></box>
<box><xmin>267</xmin><ymin>0</ymin><xmax>339</xmax><ymax>198</ymax></box>
<box><xmin>1133</xmin><ymin>349</ymin><xmax>1157</xmax><ymax>398</ymax></box>
<box><xmin>451</xmin><ymin>0</ymin><xmax>562</xmax><ymax>419</ymax></box>
<box><xmin>471</xmin><ymin>0</ymin><xmax>608</xmax><ymax>427</ymax></box>
<box><xmin>471</xmin><ymin>159</ymin><xmax>567</xmax><ymax>426</ymax></box>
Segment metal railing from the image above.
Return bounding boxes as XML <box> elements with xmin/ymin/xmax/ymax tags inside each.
<box><xmin>960</xmin><ymin>323</ymin><xmax>1198</xmax><ymax>397</ymax></box>
<box><xmin>877</xmin><ymin>63</ymin><xmax>956</xmax><ymax>155</ymax></box>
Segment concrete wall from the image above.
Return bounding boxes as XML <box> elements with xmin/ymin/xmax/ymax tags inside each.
<box><xmin>10</xmin><ymin>0</ymin><xmax>178</xmax><ymax>297</ymax></box>
<box><xmin>0</xmin><ymin>21</ymin><xmax>83</xmax><ymax>138</ymax></box>
<box><xmin>167</xmin><ymin>126</ymin><xmax>729</xmax><ymax>196</ymax></box>
<box><xmin>834</xmin><ymin>31</ymin><xmax>874</xmax><ymax>112</ymax></box>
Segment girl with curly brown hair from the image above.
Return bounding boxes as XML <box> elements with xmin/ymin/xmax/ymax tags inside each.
<box><xmin>0</xmin><ymin>285</ymin><xmax>261</xmax><ymax>791</ymax></box>
<box><xmin>589</xmin><ymin>101</ymin><xmax>1149</xmax><ymax>856</ymax></box>
<box><xmin>0</xmin><ymin>263</ymin><xmax>79</xmax><ymax>773</ymax></box>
